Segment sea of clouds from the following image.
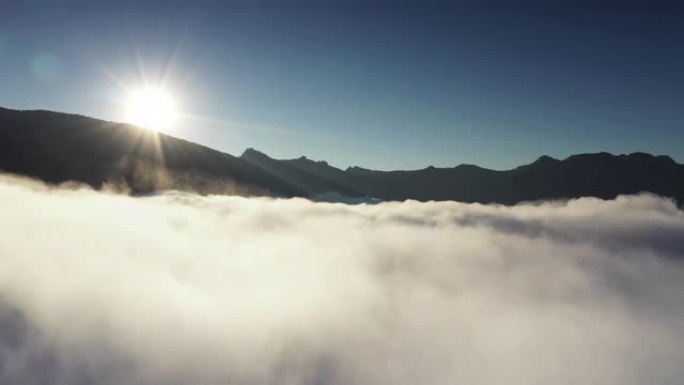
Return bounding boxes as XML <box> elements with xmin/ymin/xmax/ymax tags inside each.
<box><xmin>1</xmin><ymin>173</ymin><xmax>683</xmax><ymax>385</ymax></box>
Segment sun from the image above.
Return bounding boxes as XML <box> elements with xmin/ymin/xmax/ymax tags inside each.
<box><xmin>125</xmin><ymin>88</ymin><xmax>177</xmax><ymax>131</ymax></box>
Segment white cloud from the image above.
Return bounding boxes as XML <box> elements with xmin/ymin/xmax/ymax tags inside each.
<box><xmin>0</xmin><ymin>174</ymin><xmax>683</xmax><ymax>385</ymax></box>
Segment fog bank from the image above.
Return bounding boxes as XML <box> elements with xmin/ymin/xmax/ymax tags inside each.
<box><xmin>1</xmin><ymin>174</ymin><xmax>683</xmax><ymax>385</ymax></box>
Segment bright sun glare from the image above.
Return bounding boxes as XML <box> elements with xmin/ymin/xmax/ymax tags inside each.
<box><xmin>125</xmin><ymin>88</ymin><xmax>177</xmax><ymax>131</ymax></box>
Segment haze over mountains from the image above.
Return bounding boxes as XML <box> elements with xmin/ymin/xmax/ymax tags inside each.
<box><xmin>1</xmin><ymin>106</ymin><xmax>683</xmax><ymax>204</ymax></box>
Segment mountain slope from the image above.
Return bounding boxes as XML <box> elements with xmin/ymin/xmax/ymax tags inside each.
<box><xmin>505</xmin><ymin>152</ymin><xmax>684</xmax><ymax>204</ymax></box>
<box><xmin>241</xmin><ymin>148</ymin><xmax>363</xmax><ymax>197</ymax></box>
<box><xmin>2</xmin><ymin>107</ymin><xmax>683</xmax><ymax>204</ymax></box>
<box><xmin>0</xmin><ymin>107</ymin><xmax>305</xmax><ymax>196</ymax></box>
<box><xmin>240</xmin><ymin>150</ymin><xmax>684</xmax><ymax>205</ymax></box>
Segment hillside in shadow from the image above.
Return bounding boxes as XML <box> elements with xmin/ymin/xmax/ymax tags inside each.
<box><xmin>0</xmin><ymin>107</ymin><xmax>304</xmax><ymax>196</ymax></box>
<box><xmin>240</xmin><ymin>149</ymin><xmax>684</xmax><ymax>205</ymax></box>
<box><xmin>2</xmin><ymin>107</ymin><xmax>683</xmax><ymax>204</ymax></box>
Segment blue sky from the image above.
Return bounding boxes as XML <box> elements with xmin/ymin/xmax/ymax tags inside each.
<box><xmin>1</xmin><ymin>0</ymin><xmax>683</xmax><ymax>170</ymax></box>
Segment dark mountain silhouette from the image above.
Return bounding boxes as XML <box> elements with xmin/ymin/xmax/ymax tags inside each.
<box><xmin>240</xmin><ymin>148</ymin><xmax>684</xmax><ymax>205</ymax></box>
<box><xmin>0</xmin><ymin>107</ymin><xmax>305</xmax><ymax>196</ymax></box>
<box><xmin>241</xmin><ymin>148</ymin><xmax>364</xmax><ymax>197</ymax></box>
<box><xmin>2</xmin><ymin>107</ymin><xmax>683</xmax><ymax>204</ymax></box>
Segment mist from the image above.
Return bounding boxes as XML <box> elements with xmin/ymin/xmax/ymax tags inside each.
<box><xmin>1</xmin><ymin>174</ymin><xmax>683</xmax><ymax>385</ymax></box>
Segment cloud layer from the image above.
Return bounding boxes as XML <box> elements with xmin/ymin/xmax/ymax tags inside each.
<box><xmin>1</xmin><ymin>174</ymin><xmax>683</xmax><ymax>385</ymax></box>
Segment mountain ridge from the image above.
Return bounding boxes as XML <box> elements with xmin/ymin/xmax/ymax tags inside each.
<box><xmin>1</xmin><ymin>107</ymin><xmax>683</xmax><ymax>205</ymax></box>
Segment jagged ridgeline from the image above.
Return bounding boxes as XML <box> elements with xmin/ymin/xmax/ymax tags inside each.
<box><xmin>2</xmin><ymin>107</ymin><xmax>683</xmax><ymax>204</ymax></box>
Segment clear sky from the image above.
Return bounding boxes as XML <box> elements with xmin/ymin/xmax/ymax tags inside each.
<box><xmin>1</xmin><ymin>0</ymin><xmax>683</xmax><ymax>170</ymax></box>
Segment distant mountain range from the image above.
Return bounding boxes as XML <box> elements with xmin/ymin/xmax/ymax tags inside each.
<box><xmin>2</xmin><ymin>107</ymin><xmax>683</xmax><ymax>205</ymax></box>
